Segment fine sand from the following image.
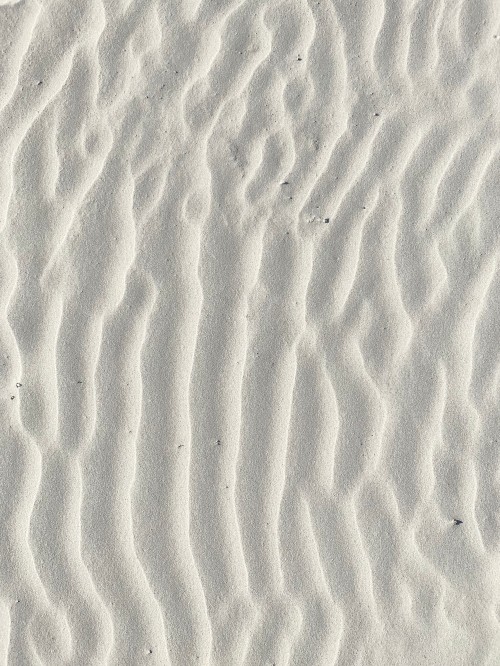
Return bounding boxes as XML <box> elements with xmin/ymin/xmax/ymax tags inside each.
<box><xmin>1</xmin><ymin>0</ymin><xmax>500</xmax><ymax>664</ymax></box>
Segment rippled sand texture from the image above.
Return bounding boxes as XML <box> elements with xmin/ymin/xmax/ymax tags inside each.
<box><xmin>1</xmin><ymin>0</ymin><xmax>500</xmax><ymax>663</ymax></box>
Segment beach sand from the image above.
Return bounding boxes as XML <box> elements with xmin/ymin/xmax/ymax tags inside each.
<box><xmin>1</xmin><ymin>0</ymin><xmax>500</xmax><ymax>664</ymax></box>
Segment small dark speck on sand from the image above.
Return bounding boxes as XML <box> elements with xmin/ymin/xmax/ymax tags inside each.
<box><xmin>77</xmin><ymin>380</ymin><xmax>83</xmax><ymax>384</ymax></box>
<box><xmin>374</xmin><ymin>112</ymin><xmax>380</xmax><ymax>116</ymax></box>
<box><xmin>16</xmin><ymin>383</ymin><xmax>22</xmax><ymax>388</ymax></box>
<box><xmin>453</xmin><ymin>519</ymin><xmax>463</xmax><ymax>526</ymax></box>
<box><xmin>147</xmin><ymin>648</ymin><xmax>153</xmax><ymax>654</ymax></box>
<box><xmin>216</xmin><ymin>439</ymin><xmax>221</xmax><ymax>446</ymax></box>
<box><xmin>297</xmin><ymin>56</ymin><xmax>302</xmax><ymax>61</ymax></box>
<box><xmin>281</xmin><ymin>181</ymin><xmax>289</xmax><ymax>185</ymax></box>
<box><xmin>10</xmin><ymin>396</ymin><xmax>14</xmax><ymax>400</ymax></box>
<box><xmin>324</xmin><ymin>218</ymin><xmax>330</xmax><ymax>223</ymax></box>
<box><xmin>37</xmin><ymin>80</ymin><xmax>42</xmax><ymax>86</ymax></box>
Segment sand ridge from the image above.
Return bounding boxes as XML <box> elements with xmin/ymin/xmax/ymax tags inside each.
<box><xmin>1</xmin><ymin>0</ymin><xmax>500</xmax><ymax>664</ymax></box>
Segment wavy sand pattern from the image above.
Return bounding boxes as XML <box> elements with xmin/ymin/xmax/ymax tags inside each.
<box><xmin>1</xmin><ymin>0</ymin><xmax>500</xmax><ymax>664</ymax></box>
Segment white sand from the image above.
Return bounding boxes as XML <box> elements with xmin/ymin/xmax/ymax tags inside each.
<box><xmin>1</xmin><ymin>0</ymin><xmax>500</xmax><ymax>664</ymax></box>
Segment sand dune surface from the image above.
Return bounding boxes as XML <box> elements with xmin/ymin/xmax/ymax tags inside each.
<box><xmin>1</xmin><ymin>0</ymin><xmax>500</xmax><ymax>664</ymax></box>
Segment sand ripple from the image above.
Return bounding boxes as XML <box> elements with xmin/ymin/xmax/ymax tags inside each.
<box><xmin>1</xmin><ymin>0</ymin><xmax>500</xmax><ymax>664</ymax></box>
